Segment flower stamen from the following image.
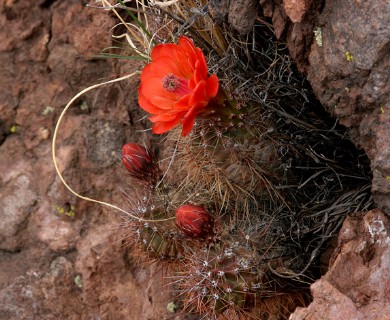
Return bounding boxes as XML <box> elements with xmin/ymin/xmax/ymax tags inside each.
<box><xmin>162</xmin><ymin>73</ymin><xmax>179</xmax><ymax>91</ymax></box>
<box><xmin>162</xmin><ymin>73</ymin><xmax>190</xmax><ymax>95</ymax></box>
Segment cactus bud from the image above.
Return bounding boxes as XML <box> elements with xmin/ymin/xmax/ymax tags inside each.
<box><xmin>121</xmin><ymin>143</ymin><xmax>160</xmax><ymax>186</ymax></box>
<box><xmin>175</xmin><ymin>204</ymin><xmax>214</xmax><ymax>239</ymax></box>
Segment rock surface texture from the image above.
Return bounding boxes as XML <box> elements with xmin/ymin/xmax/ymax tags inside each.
<box><xmin>306</xmin><ymin>0</ymin><xmax>390</xmax><ymax>214</ymax></box>
<box><xmin>290</xmin><ymin>210</ymin><xmax>390</xmax><ymax>320</ymax></box>
<box><xmin>259</xmin><ymin>0</ymin><xmax>323</xmax><ymax>72</ymax></box>
<box><xmin>0</xmin><ymin>0</ymin><xmax>175</xmax><ymax>319</ymax></box>
<box><xmin>0</xmin><ymin>0</ymin><xmax>389</xmax><ymax>319</ymax></box>
<box><xmin>257</xmin><ymin>0</ymin><xmax>390</xmax><ymax>318</ymax></box>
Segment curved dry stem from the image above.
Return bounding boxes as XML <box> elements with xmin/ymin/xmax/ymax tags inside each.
<box><xmin>52</xmin><ymin>71</ymin><xmax>174</xmax><ymax>223</ymax></box>
<box><xmin>150</xmin><ymin>0</ymin><xmax>180</xmax><ymax>7</ymax></box>
<box><xmin>111</xmin><ymin>29</ymin><xmax>150</xmax><ymax>58</ymax></box>
<box><xmin>101</xmin><ymin>0</ymin><xmax>144</xmax><ymax>44</ymax></box>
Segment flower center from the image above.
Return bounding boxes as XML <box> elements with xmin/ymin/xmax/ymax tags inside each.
<box><xmin>162</xmin><ymin>73</ymin><xmax>179</xmax><ymax>91</ymax></box>
<box><xmin>162</xmin><ymin>73</ymin><xmax>190</xmax><ymax>95</ymax></box>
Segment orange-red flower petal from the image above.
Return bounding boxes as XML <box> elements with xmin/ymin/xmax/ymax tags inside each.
<box><xmin>138</xmin><ymin>36</ymin><xmax>219</xmax><ymax>136</ymax></box>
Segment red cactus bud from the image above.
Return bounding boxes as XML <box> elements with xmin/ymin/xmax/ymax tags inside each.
<box><xmin>121</xmin><ymin>143</ymin><xmax>160</xmax><ymax>186</ymax></box>
<box><xmin>175</xmin><ymin>204</ymin><xmax>214</xmax><ymax>239</ymax></box>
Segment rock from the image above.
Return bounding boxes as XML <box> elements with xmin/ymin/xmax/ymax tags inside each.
<box><xmin>271</xmin><ymin>4</ymin><xmax>288</xmax><ymax>39</ymax></box>
<box><xmin>0</xmin><ymin>175</ymin><xmax>37</xmax><ymax>246</ymax></box>
<box><xmin>208</xmin><ymin>0</ymin><xmax>230</xmax><ymax>24</ymax></box>
<box><xmin>283</xmin><ymin>0</ymin><xmax>311</xmax><ymax>23</ymax></box>
<box><xmin>308</xmin><ymin>0</ymin><xmax>389</xmax><ymax>123</ymax></box>
<box><xmin>50</xmin><ymin>1</ymin><xmax>114</xmax><ymax>58</ymax></box>
<box><xmin>0</xmin><ymin>0</ymin><xmax>389</xmax><ymax>319</ymax></box>
<box><xmin>307</xmin><ymin>0</ymin><xmax>390</xmax><ymax>212</ymax></box>
<box><xmin>258</xmin><ymin>0</ymin><xmax>323</xmax><ymax>72</ymax></box>
<box><xmin>209</xmin><ymin>0</ymin><xmax>259</xmax><ymax>34</ymax></box>
<box><xmin>54</xmin><ymin>143</ymin><xmax>79</xmax><ymax>174</ymax></box>
<box><xmin>365</xmin><ymin>107</ymin><xmax>390</xmax><ymax>214</ymax></box>
<box><xmin>47</xmin><ymin>43</ymin><xmax>112</xmax><ymax>89</ymax></box>
<box><xmin>228</xmin><ymin>0</ymin><xmax>259</xmax><ymax>34</ymax></box>
<box><xmin>85</xmin><ymin>119</ymin><xmax>125</xmax><ymax>168</ymax></box>
<box><xmin>0</xmin><ymin>0</ymin><xmax>180</xmax><ymax>318</ymax></box>
<box><xmin>35</xmin><ymin>200</ymin><xmax>82</xmax><ymax>252</ymax></box>
<box><xmin>74</xmin><ymin>223</ymin><xmax>176</xmax><ymax>320</ymax></box>
<box><xmin>290</xmin><ymin>209</ymin><xmax>390</xmax><ymax>320</ymax></box>
<box><xmin>291</xmin><ymin>279</ymin><xmax>365</xmax><ymax>320</ymax></box>
<box><xmin>0</xmin><ymin>257</ymin><xmax>85</xmax><ymax>319</ymax></box>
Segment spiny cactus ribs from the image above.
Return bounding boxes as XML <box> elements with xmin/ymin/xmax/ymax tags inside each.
<box><xmin>112</xmin><ymin>8</ymin><xmax>373</xmax><ymax>320</ymax></box>
<box><xmin>119</xmin><ymin>99</ymin><xmax>371</xmax><ymax>320</ymax></box>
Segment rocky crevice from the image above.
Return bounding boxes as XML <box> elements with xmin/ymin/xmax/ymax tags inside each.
<box><xmin>0</xmin><ymin>0</ymin><xmax>389</xmax><ymax>319</ymax></box>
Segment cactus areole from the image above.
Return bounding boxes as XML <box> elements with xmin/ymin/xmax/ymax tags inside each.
<box><xmin>175</xmin><ymin>204</ymin><xmax>214</xmax><ymax>239</ymax></box>
<box><xmin>138</xmin><ymin>36</ymin><xmax>219</xmax><ymax>136</ymax></box>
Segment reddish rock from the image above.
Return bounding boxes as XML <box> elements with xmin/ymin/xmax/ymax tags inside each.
<box><xmin>291</xmin><ymin>209</ymin><xmax>390</xmax><ymax>320</ymax></box>
<box><xmin>0</xmin><ymin>0</ymin><xmax>179</xmax><ymax>318</ymax></box>
<box><xmin>228</xmin><ymin>0</ymin><xmax>259</xmax><ymax>34</ymax></box>
<box><xmin>283</xmin><ymin>0</ymin><xmax>311</xmax><ymax>23</ymax></box>
<box><xmin>86</xmin><ymin>120</ymin><xmax>125</xmax><ymax>168</ymax></box>
<box><xmin>0</xmin><ymin>0</ymin><xmax>389</xmax><ymax>319</ymax></box>
<box><xmin>0</xmin><ymin>174</ymin><xmax>37</xmax><ymax>249</ymax></box>
<box><xmin>259</xmin><ymin>0</ymin><xmax>323</xmax><ymax>72</ymax></box>
<box><xmin>307</xmin><ymin>0</ymin><xmax>390</xmax><ymax>213</ymax></box>
<box><xmin>50</xmin><ymin>1</ymin><xmax>114</xmax><ymax>58</ymax></box>
<box><xmin>0</xmin><ymin>137</ymin><xmax>39</xmax><ymax>251</ymax></box>
<box><xmin>34</xmin><ymin>199</ymin><xmax>83</xmax><ymax>252</ymax></box>
<box><xmin>271</xmin><ymin>4</ymin><xmax>288</xmax><ymax>39</ymax></box>
<box><xmin>209</xmin><ymin>0</ymin><xmax>259</xmax><ymax>34</ymax></box>
<box><xmin>361</xmin><ymin>107</ymin><xmax>390</xmax><ymax>214</ymax></box>
<box><xmin>308</xmin><ymin>0</ymin><xmax>389</xmax><ymax>125</ymax></box>
<box><xmin>0</xmin><ymin>256</ymin><xmax>86</xmax><ymax>319</ymax></box>
<box><xmin>208</xmin><ymin>0</ymin><xmax>230</xmax><ymax>24</ymax></box>
<box><xmin>74</xmin><ymin>223</ymin><xmax>175</xmax><ymax>319</ymax></box>
<box><xmin>210</xmin><ymin>0</ymin><xmax>321</xmax><ymax>70</ymax></box>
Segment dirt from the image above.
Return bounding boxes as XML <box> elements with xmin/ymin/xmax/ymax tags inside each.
<box><xmin>0</xmin><ymin>0</ymin><xmax>389</xmax><ymax>319</ymax></box>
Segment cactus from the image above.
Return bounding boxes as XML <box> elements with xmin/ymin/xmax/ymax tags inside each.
<box><xmin>48</xmin><ymin>2</ymin><xmax>374</xmax><ymax>318</ymax></box>
<box><xmin>167</xmin><ymin>117</ymin><xmax>283</xmax><ymax>223</ymax></box>
<box><xmin>113</xmin><ymin>8</ymin><xmax>373</xmax><ymax>320</ymax></box>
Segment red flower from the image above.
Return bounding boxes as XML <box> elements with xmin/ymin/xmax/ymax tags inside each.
<box><xmin>122</xmin><ymin>143</ymin><xmax>160</xmax><ymax>186</ymax></box>
<box><xmin>138</xmin><ymin>36</ymin><xmax>219</xmax><ymax>136</ymax></box>
<box><xmin>175</xmin><ymin>204</ymin><xmax>214</xmax><ymax>239</ymax></box>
